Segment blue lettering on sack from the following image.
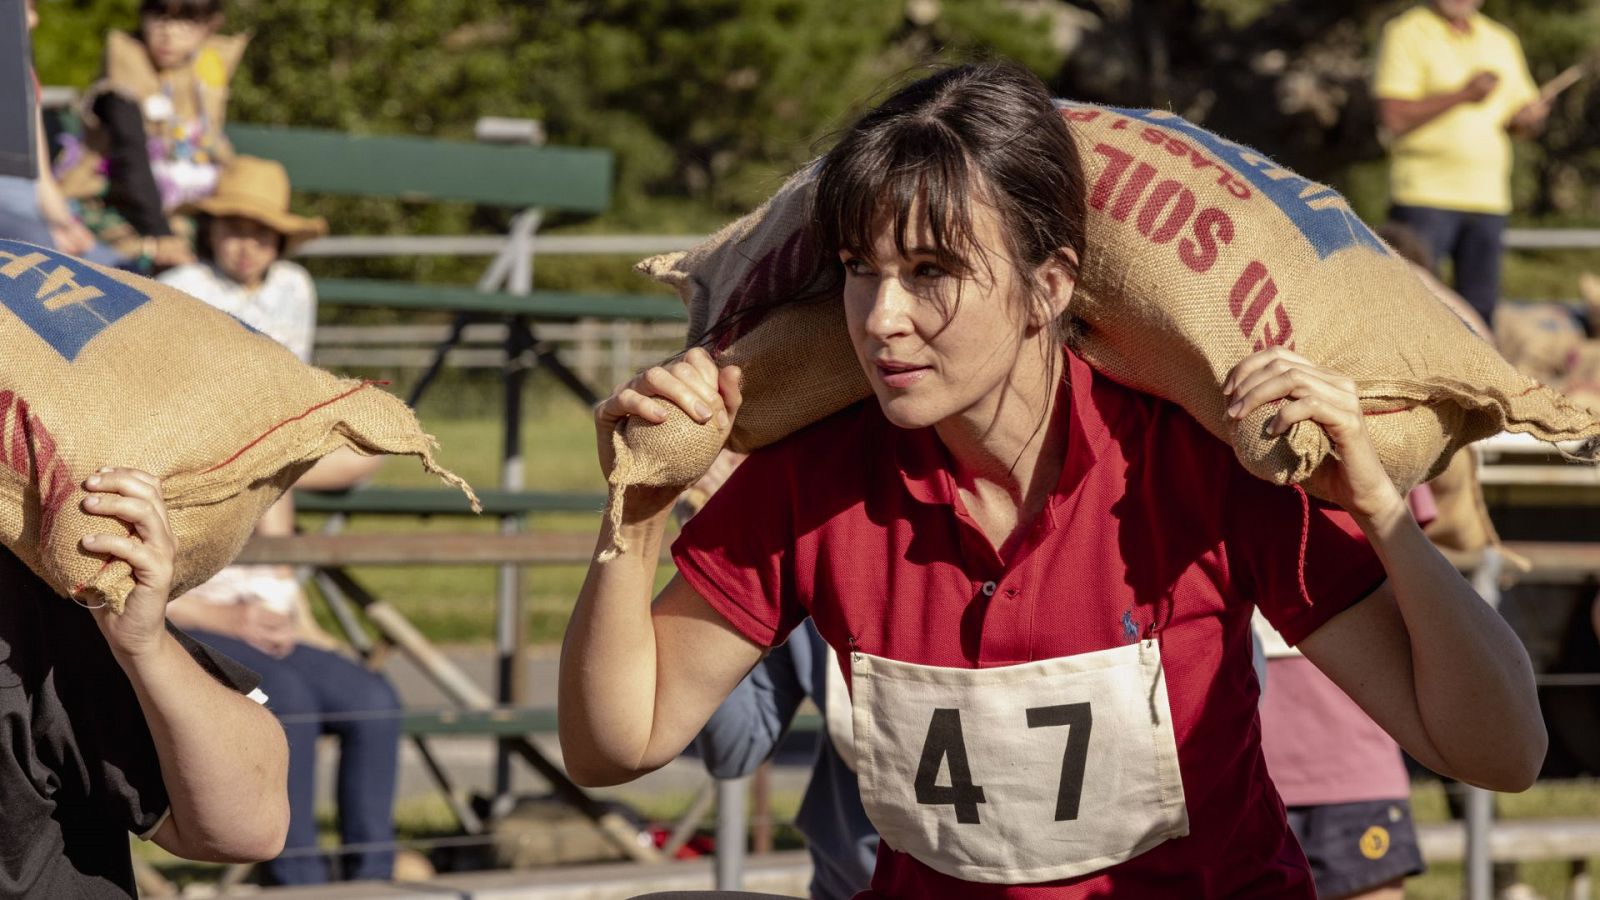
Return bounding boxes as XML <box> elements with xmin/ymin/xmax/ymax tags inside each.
<box><xmin>1106</xmin><ymin>107</ymin><xmax>1388</xmax><ymax>260</ymax></box>
<box><xmin>0</xmin><ymin>240</ymin><xmax>150</xmax><ymax>361</ymax></box>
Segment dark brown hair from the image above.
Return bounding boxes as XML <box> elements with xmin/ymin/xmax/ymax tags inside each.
<box><xmin>139</xmin><ymin>0</ymin><xmax>222</xmax><ymax>21</ymax></box>
<box><xmin>811</xmin><ymin>61</ymin><xmax>1088</xmax><ymax>347</ymax></box>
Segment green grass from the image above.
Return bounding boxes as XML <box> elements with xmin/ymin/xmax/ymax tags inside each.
<box><xmin>296</xmin><ymin>385</ymin><xmax>681</xmax><ymax>645</ymax></box>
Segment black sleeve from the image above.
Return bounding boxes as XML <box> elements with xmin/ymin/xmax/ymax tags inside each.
<box><xmin>46</xmin><ymin>605</ymin><xmax>262</xmax><ymax>837</ymax></box>
<box><xmin>92</xmin><ymin>92</ymin><xmax>172</xmax><ymax>237</ymax></box>
<box><xmin>167</xmin><ymin>622</ymin><xmax>261</xmax><ymax>696</ymax></box>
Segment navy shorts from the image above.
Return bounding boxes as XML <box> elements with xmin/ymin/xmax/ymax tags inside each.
<box><xmin>1286</xmin><ymin>799</ymin><xmax>1425</xmax><ymax>899</ymax></box>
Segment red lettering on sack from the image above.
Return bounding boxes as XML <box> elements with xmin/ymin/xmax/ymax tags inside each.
<box><xmin>1</xmin><ymin>391</ymin><xmax>26</xmax><ymax>475</ymax></box>
<box><xmin>1062</xmin><ymin>108</ymin><xmax>1101</xmax><ymax>123</ymax></box>
<box><xmin>1141</xmin><ymin>127</ymin><xmax>1165</xmax><ymax>147</ymax></box>
<box><xmin>1256</xmin><ymin>304</ymin><xmax>1295</xmax><ymax>351</ymax></box>
<box><xmin>1111</xmin><ymin>118</ymin><xmax>1130</xmax><ymax>130</ymax></box>
<box><xmin>1178</xmin><ymin>208</ymin><xmax>1234</xmax><ymax>273</ymax></box>
<box><xmin>1091</xmin><ymin>143</ymin><xmax>1237</xmax><ymax>273</ymax></box>
<box><xmin>1137</xmin><ymin>180</ymin><xmax>1197</xmax><ymax>244</ymax></box>
<box><xmin>0</xmin><ymin>392</ymin><xmax>72</xmax><ymax>548</ymax></box>
<box><xmin>1110</xmin><ymin>161</ymin><xmax>1157</xmax><ymax>222</ymax></box>
<box><xmin>1232</xmin><ymin>261</ymin><xmax>1279</xmax><ymax>335</ymax></box>
<box><xmin>1229</xmin><ymin>261</ymin><xmax>1296</xmax><ymax>351</ymax></box>
<box><xmin>1089</xmin><ymin>144</ymin><xmax>1134</xmax><ymax>211</ymax></box>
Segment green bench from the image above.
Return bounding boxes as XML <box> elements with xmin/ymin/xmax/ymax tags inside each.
<box><xmin>226</xmin><ymin>122</ymin><xmax>676</xmax><ymax>863</ymax></box>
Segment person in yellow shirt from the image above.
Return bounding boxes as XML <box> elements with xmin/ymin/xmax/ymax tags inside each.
<box><xmin>1374</xmin><ymin>0</ymin><xmax>1549</xmax><ymax>325</ymax></box>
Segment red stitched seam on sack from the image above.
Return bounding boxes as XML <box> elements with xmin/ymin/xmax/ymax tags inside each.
<box><xmin>1363</xmin><ymin>405</ymin><xmax>1412</xmax><ymax>417</ymax></box>
<box><xmin>1293</xmin><ymin>483</ymin><xmax>1313</xmax><ymax>610</ymax></box>
<box><xmin>200</xmin><ymin>381</ymin><xmax>378</xmax><ymax>475</ymax></box>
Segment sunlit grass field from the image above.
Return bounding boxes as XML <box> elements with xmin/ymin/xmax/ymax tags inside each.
<box><xmin>299</xmin><ymin>381</ymin><xmax>666</xmax><ymax>645</ymax></box>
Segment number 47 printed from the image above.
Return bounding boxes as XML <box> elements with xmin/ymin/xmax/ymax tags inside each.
<box><xmin>915</xmin><ymin>703</ymin><xmax>1093</xmax><ymax>826</ymax></box>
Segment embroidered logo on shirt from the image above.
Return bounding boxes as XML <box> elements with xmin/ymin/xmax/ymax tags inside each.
<box><xmin>1122</xmin><ymin>610</ymin><xmax>1139</xmax><ymax>643</ymax></box>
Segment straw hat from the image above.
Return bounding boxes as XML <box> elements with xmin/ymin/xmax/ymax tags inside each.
<box><xmin>189</xmin><ymin>156</ymin><xmax>328</xmax><ymax>246</ymax></box>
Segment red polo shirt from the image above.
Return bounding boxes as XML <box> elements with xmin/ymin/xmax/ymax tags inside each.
<box><xmin>674</xmin><ymin>350</ymin><xmax>1388</xmax><ymax>899</ymax></box>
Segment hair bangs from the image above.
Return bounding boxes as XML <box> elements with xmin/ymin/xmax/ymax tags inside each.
<box><xmin>814</xmin><ymin>119</ymin><xmax>983</xmax><ymax>278</ymax></box>
<box><xmin>140</xmin><ymin>0</ymin><xmax>221</xmax><ymax>20</ymax></box>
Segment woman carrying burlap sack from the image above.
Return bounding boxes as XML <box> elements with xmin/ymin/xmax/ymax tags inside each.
<box><xmin>156</xmin><ymin>158</ymin><xmax>405</xmax><ymax>886</ymax></box>
<box><xmin>558</xmin><ymin>63</ymin><xmax>1545</xmax><ymax>898</ymax></box>
<box><xmin>560</xmin><ymin>61</ymin><xmax>1536</xmax><ymax>890</ymax></box>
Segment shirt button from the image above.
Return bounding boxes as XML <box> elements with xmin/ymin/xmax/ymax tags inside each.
<box><xmin>981</xmin><ymin>581</ymin><xmax>997</xmax><ymax>597</ymax></box>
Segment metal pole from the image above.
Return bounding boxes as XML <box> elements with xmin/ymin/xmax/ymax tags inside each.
<box><xmin>715</xmin><ymin>777</ymin><xmax>750</xmax><ymax>891</ymax></box>
<box><xmin>491</xmin><ymin>208</ymin><xmax>541</xmax><ymax>808</ymax></box>
<box><xmin>1465</xmin><ymin>542</ymin><xmax>1504</xmax><ymax>900</ymax></box>
<box><xmin>1465</xmin><ymin>785</ymin><xmax>1493</xmax><ymax>900</ymax></box>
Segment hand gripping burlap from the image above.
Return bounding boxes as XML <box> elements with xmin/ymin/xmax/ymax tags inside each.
<box><xmin>611</xmin><ymin>103</ymin><xmax>1600</xmax><ymax>560</ymax></box>
<box><xmin>0</xmin><ymin>240</ymin><xmax>478</xmax><ymax>611</ymax></box>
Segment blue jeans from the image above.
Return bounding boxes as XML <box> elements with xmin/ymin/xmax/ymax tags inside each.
<box><xmin>187</xmin><ymin>630</ymin><xmax>402</xmax><ymax>884</ymax></box>
<box><xmin>1387</xmin><ymin>204</ymin><xmax>1507</xmax><ymax>325</ymax></box>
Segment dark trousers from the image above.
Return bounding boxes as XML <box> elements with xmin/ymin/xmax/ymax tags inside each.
<box><xmin>1388</xmin><ymin>204</ymin><xmax>1507</xmax><ymax>325</ymax></box>
<box><xmin>189</xmin><ymin>630</ymin><xmax>402</xmax><ymax>885</ymax></box>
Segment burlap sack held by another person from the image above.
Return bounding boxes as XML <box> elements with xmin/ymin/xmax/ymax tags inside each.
<box><xmin>601</xmin><ymin>102</ymin><xmax>1600</xmax><ymax>559</ymax></box>
<box><xmin>0</xmin><ymin>239</ymin><xmax>477</xmax><ymax>611</ymax></box>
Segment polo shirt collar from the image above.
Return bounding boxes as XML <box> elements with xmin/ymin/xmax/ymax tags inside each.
<box><xmin>894</xmin><ymin>348</ymin><xmax>1118</xmax><ymax>510</ymax></box>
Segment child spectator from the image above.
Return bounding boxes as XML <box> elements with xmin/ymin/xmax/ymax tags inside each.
<box><xmin>57</xmin><ymin>0</ymin><xmax>247</xmax><ymax>271</ymax></box>
<box><xmin>158</xmin><ymin>156</ymin><xmax>400</xmax><ymax>885</ymax></box>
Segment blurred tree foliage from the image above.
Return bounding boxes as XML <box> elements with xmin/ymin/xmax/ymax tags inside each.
<box><xmin>29</xmin><ymin>0</ymin><xmax>1600</xmax><ymax>293</ymax></box>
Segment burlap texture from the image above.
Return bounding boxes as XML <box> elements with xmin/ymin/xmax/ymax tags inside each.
<box><xmin>0</xmin><ymin>240</ymin><xmax>477</xmax><ymax>611</ymax></box>
<box><xmin>608</xmin><ymin>103</ymin><xmax>1600</xmax><ymax>558</ymax></box>
<box><xmin>1496</xmin><ymin>303</ymin><xmax>1584</xmax><ymax>386</ymax></box>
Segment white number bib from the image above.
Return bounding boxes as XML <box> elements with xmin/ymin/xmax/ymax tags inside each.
<box><xmin>850</xmin><ymin>639</ymin><xmax>1188</xmax><ymax>884</ymax></box>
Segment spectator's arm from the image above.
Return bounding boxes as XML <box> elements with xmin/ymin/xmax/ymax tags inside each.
<box><xmin>32</xmin><ymin>103</ymin><xmax>95</xmax><ymax>254</ymax></box>
<box><xmin>294</xmin><ymin>448</ymin><xmax>384</xmax><ymax>491</ymax></box>
<box><xmin>1377</xmin><ymin>77</ymin><xmax>1488</xmax><ymax>136</ymax></box>
<box><xmin>93</xmin><ymin>92</ymin><xmax>172</xmax><ymax>238</ymax></box>
<box><xmin>696</xmin><ymin>638</ymin><xmax>808</xmax><ymax>779</ymax></box>
<box><xmin>1372</xmin><ymin>21</ymin><xmax>1490</xmax><ymax>137</ymax></box>
<box><xmin>82</xmin><ymin>468</ymin><xmax>289</xmax><ymax>862</ymax></box>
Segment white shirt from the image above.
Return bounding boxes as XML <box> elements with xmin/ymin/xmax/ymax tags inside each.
<box><xmin>159</xmin><ymin>260</ymin><xmax>317</xmax><ymax>362</ymax></box>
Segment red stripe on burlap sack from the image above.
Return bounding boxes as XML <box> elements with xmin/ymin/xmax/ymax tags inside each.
<box><xmin>1</xmin><ymin>391</ymin><xmax>28</xmax><ymax>475</ymax></box>
<box><xmin>713</xmin><ymin>229</ymin><xmax>822</xmax><ymax>351</ymax></box>
<box><xmin>0</xmin><ymin>394</ymin><xmax>76</xmax><ymax>552</ymax></box>
<box><xmin>200</xmin><ymin>381</ymin><xmax>379</xmax><ymax>476</ymax></box>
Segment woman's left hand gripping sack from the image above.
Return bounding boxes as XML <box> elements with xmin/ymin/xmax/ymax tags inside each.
<box><xmin>79</xmin><ymin>467</ymin><xmax>176</xmax><ymax>658</ymax></box>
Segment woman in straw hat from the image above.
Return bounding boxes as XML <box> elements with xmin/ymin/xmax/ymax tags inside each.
<box><xmin>558</xmin><ymin>62</ymin><xmax>1545</xmax><ymax>898</ymax></box>
<box><xmin>159</xmin><ymin>155</ymin><xmax>325</xmax><ymax>362</ymax></box>
<box><xmin>158</xmin><ymin>156</ymin><xmax>402</xmax><ymax>885</ymax></box>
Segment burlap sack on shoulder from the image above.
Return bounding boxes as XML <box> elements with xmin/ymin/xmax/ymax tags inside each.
<box><xmin>607</xmin><ymin>103</ymin><xmax>1600</xmax><ymax>559</ymax></box>
<box><xmin>1496</xmin><ymin>303</ymin><xmax>1584</xmax><ymax>386</ymax></box>
<box><xmin>0</xmin><ymin>240</ymin><xmax>477</xmax><ymax>610</ymax></box>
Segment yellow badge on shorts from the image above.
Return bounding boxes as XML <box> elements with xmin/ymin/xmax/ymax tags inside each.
<box><xmin>1359</xmin><ymin>825</ymin><xmax>1391</xmax><ymax>860</ymax></box>
<box><xmin>194</xmin><ymin>49</ymin><xmax>227</xmax><ymax>89</ymax></box>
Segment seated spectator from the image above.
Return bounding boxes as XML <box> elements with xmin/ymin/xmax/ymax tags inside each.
<box><xmin>159</xmin><ymin>155</ymin><xmax>323</xmax><ymax>355</ymax></box>
<box><xmin>56</xmin><ymin>0</ymin><xmax>248</xmax><ymax>271</ymax></box>
<box><xmin>158</xmin><ymin>158</ymin><xmax>398</xmax><ymax>885</ymax></box>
